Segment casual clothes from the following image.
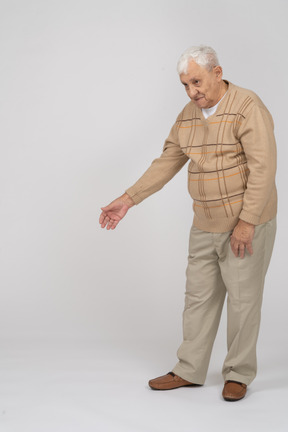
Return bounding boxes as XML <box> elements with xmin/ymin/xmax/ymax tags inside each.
<box><xmin>126</xmin><ymin>81</ymin><xmax>277</xmax><ymax>233</ymax></box>
<box><xmin>125</xmin><ymin>80</ymin><xmax>278</xmax><ymax>386</ymax></box>
<box><xmin>172</xmin><ymin>218</ymin><xmax>276</xmax><ymax>385</ymax></box>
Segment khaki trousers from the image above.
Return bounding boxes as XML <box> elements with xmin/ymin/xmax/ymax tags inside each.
<box><xmin>172</xmin><ymin>218</ymin><xmax>276</xmax><ymax>386</ymax></box>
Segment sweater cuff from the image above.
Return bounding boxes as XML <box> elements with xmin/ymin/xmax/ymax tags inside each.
<box><xmin>239</xmin><ymin>209</ymin><xmax>260</xmax><ymax>225</ymax></box>
<box><xmin>125</xmin><ymin>187</ymin><xmax>144</xmax><ymax>205</ymax></box>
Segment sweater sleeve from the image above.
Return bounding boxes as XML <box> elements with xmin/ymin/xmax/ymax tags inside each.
<box><xmin>237</xmin><ymin>103</ymin><xmax>277</xmax><ymax>225</ymax></box>
<box><xmin>125</xmin><ymin>117</ymin><xmax>189</xmax><ymax>204</ymax></box>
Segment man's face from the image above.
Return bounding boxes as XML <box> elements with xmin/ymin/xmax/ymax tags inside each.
<box><xmin>180</xmin><ymin>60</ymin><xmax>224</xmax><ymax>109</ymax></box>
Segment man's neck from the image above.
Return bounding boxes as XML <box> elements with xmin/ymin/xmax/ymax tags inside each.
<box><xmin>218</xmin><ymin>80</ymin><xmax>228</xmax><ymax>102</ymax></box>
<box><xmin>207</xmin><ymin>81</ymin><xmax>228</xmax><ymax>109</ymax></box>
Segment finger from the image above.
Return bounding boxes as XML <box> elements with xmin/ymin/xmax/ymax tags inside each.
<box><xmin>239</xmin><ymin>244</ymin><xmax>245</xmax><ymax>259</ymax></box>
<box><xmin>230</xmin><ymin>238</ymin><xmax>239</xmax><ymax>257</ymax></box>
<box><xmin>246</xmin><ymin>243</ymin><xmax>253</xmax><ymax>255</ymax></box>
<box><xmin>110</xmin><ymin>220</ymin><xmax>119</xmax><ymax>230</ymax></box>
<box><xmin>106</xmin><ymin>220</ymin><xmax>113</xmax><ymax>230</ymax></box>
<box><xmin>101</xmin><ymin>215</ymin><xmax>110</xmax><ymax>228</ymax></box>
<box><xmin>99</xmin><ymin>212</ymin><xmax>106</xmax><ymax>224</ymax></box>
<box><xmin>100</xmin><ymin>216</ymin><xmax>107</xmax><ymax>228</ymax></box>
<box><xmin>107</xmin><ymin>216</ymin><xmax>117</xmax><ymax>230</ymax></box>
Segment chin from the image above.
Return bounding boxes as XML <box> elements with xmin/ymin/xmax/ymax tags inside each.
<box><xmin>196</xmin><ymin>101</ymin><xmax>208</xmax><ymax>109</ymax></box>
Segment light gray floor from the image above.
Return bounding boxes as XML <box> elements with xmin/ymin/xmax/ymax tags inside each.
<box><xmin>0</xmin><ymin>339</ymin><xmax>287</xmax><ymax>432</ymax></box>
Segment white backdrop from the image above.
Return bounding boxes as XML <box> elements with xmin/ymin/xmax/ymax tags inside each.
<box><xmin>0</xmin><ymin>0</ymin><xmax>287</xmax><ymax>358</ymax></box>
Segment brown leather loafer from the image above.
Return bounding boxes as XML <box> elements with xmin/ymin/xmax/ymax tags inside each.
<box><xmin>222</xmin><ymin>380</ymin><xmax>247</xmax><ymax>401</ymax></box>
<box><xmin>149</xmin><ymin>372</ymin><xmax>199</xmax><ymax>390</ymax></box>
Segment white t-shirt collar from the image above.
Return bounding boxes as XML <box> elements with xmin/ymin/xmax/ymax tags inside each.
<box><xmin>202</xmin><ymin>92</ymin><xmax>227</xmax><ymax>119</ymax></box>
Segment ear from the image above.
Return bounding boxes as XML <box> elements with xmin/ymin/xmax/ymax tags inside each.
<box><xmin>213</xmin><ymin>66</ymin><xmax>223</xmax><ymax>81</ymax></box>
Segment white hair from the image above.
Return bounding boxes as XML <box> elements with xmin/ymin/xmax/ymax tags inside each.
<box><xmin>177</xmin><ymin>45</ymin><xmax>220</xmax><ymax>75</ymax></box>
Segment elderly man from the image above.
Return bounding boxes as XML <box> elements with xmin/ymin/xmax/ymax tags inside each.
<box><xmin>99</xmin><ymin>46</ymin><xmax>277</xmax><ymax>401</ymax></box>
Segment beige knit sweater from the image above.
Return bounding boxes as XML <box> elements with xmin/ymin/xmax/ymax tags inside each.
<box><xmin>126</xmin><ymin>81</ymin><xmax>277</xmax><ymax>233</ymax></box>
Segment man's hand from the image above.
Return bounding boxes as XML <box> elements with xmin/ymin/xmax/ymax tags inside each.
<box><xmin>99</xmin><ymin>193</ymin><xmax>135</xmax><ymax>230</ymax></box>
<box><xmin>230</xmin><ymin>220</ymin><xmax>255</xmax><ymax>258</ymax></box>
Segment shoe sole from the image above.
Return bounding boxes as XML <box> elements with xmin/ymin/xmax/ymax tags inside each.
<box><xmin>149</xmin><ymin>384</ymin><xmax>201</xmax><ymax>391</ymax></box>
<box><xmin>223</xmin><ymin>395</ymin><xmax>245</xmax><ymax>402</ymax></box>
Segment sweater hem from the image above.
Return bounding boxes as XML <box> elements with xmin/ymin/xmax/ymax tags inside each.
<box><xmin>192</xmin><ymin>215</ymin><xmax>239</xmax><ymax>233</ymax></box>
<box><xmin>193</xmin><ymin>210</ymin><xmax>277</xmax><ymax>233</ymax></box>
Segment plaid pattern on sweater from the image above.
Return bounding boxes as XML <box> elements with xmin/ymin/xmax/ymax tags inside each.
<box><xmin>126</xmin><ymin>81</ymin><xmax>277</xmax><ymax>233</ymax></box>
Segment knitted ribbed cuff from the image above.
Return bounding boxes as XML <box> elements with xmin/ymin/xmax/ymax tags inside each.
<box><xmin>239</xmin><ymin>209</ymin><xmax>260</xmax><ymax>225</ymax></box>
<box><xmin>125</xmin><ymin>187</ymin><xmax>144</xmax><ymax>205</ymax></box>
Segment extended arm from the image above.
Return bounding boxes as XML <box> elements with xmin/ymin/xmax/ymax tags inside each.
<box><xmin>125</xmin><ymin>119</ymin><xmax>188</xmax><ymax>204</ymax></box>
<box><xmin>100</xmin><ymin>116</ymin><xmax>188</xmax><ymax>230</ymax></box>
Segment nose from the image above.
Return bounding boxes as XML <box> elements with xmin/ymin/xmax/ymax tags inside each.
<box><xmin>187</xmin><ymin>85</ymin><xmax>198</xmax><ymax>99</ymax></box>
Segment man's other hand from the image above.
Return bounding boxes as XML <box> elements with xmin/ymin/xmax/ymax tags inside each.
<box><xmin>230</xmin><ymin>220</ymin><xmax>255</xmax><ymax>258</ymax></box>
<box><xmin>99</xmin><ymin>193</ymin><xmax>135</xmax><ymax>230</ymax></box>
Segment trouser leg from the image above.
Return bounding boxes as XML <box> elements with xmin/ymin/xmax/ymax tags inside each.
<box><xmin>172</xmin><ymin>226</ymin><xmax>226</xmax><ymax>384</ymax></box>
<box><xmin>219</xmin><ymin>218</ymin><xmax>277</xmax><ymax>386</ymax></box>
